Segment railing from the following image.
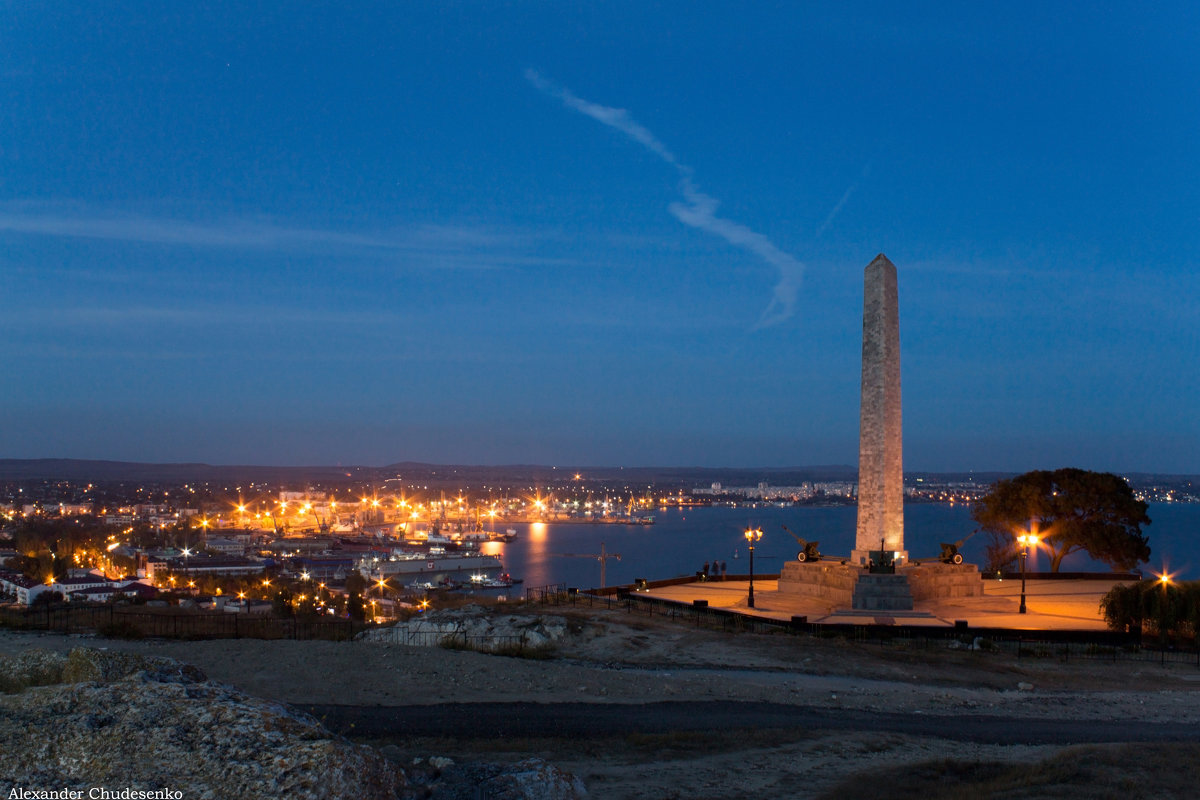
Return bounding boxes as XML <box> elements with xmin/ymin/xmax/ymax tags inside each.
<box><xmin>543</xmin><ymin>582</ymin><xmax>1200</xmax><ymax>667</ymax></box>
<box><xmin>0</xmin><ymin>605</ymin><xmax>366</xmax><ymax>641</ymax></box>
<box><xmin>365</xmin><ymin>627</ymin><xmax>527</xmax><ymax>652</ymax></box>
<box><xmin>524</xmin><ymin>583</ymin><xmax>568</xmax><ymax>604</ymax></box>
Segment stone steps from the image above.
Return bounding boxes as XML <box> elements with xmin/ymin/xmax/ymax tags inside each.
<box><xmin>852</xmin><ymin>573</ymin><xmax>914</xmax><ymax>611</ymax></box>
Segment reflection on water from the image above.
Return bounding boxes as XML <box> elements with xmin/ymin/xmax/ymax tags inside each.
<box><xmin>477</xmin><ymin>503</ymin><xmax>1199</xmax><ymax>590</ymax></box>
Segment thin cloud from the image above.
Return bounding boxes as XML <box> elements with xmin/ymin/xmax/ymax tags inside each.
<box><xmin>816</xmin><ymin>163</ymin><xmax>871</xmax><ymax>239</ymax></box>
<box><xmin>527</xmin><ymin>70</ymin><xmax>804</xmax><ymax>328</ymax></box>
<box><xmin>525</xmin><ymin>69</ymin><xmax>680</xmax><ymax>166</ymax></box>
<box><xmin>0</xmin><ymin>304</ymin><xmax>399</xmax><ymax>329</ymax></box>
<box><xmin>815</xmin><ymin>184</ymin><xmax>857</xmax><ymax>239</ymax></box>
<box><xmin>0</xmin><ymin>209</ymin><xmax>563</xmax><ymax>270</ymax></box>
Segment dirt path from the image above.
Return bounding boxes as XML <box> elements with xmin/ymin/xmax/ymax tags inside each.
<box><xmin>305</xmin><ymin>700</ymin><xmax>1200</xmax><ymax>745</ymax></box>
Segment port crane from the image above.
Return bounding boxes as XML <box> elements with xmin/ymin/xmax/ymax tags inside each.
<box><xmin>555</xmin><ymin>541</ymin><xmax>622</xmax><ymax>588</ymax></box>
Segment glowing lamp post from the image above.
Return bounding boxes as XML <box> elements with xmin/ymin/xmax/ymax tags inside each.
<box><xmin>1016</xmin><ymin>531</ymin><xmax>1038</xmax><ymax>614</ymax></box>
<box><xmin>744</xmin><ymin>526</ymin><xmax>763</xmax><ymax>609</ymax></box>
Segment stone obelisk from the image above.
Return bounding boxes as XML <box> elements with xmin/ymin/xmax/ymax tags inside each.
<box><xmin>852</xmin><ymin>254</ymin><xmax>906</xmax><ymax>566</ymax></box>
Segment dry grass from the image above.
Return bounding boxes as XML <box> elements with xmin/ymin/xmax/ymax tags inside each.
<box><xmin>815</xmin><ymin>743</ymin><xmax>1200</xmax><ymax>800</ymax></box>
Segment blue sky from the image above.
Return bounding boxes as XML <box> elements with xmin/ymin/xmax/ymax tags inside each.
<box><xmin>2</xmin><ymin>2</ymin><xmax>1197</xmax><ymax>471</ymax></box>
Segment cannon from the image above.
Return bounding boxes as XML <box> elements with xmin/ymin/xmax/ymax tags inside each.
<box><xmin>781</xmin><ymin>525</ymin><xmax>821</xmax><ymax>562</ymax></box>
<box><xmin>937</xmin><ymin>531</ymin><xmax>977</xmax><ymax>565</ymax></box>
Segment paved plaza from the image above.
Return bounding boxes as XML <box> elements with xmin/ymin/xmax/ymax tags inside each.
<box><xmin>643</xmin><ymin>576</ymin><xmax>1132</xmax><ymax>630</ymax></box>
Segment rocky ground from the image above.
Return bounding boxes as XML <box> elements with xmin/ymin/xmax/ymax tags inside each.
<box><xmin>0</xmin><ymin>646</ymin><xmax>409</xmax><ymax>799</ymax></box>
<box><xmin>2</xmin><ymin>603</ymin><xmax>1199</xmax><ymax>798</ymax></box>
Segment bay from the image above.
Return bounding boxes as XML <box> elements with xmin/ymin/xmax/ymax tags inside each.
<box><xmin>477</xmin><ymin>503</ymin><xmax>1200</xmax><ymax>590</ymax></box>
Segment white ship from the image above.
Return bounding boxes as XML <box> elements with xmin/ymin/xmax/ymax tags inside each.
<box><xmin>361</xmin><ymin>548</ymin><xmax>503</xmax><ymax>586</ymax></box>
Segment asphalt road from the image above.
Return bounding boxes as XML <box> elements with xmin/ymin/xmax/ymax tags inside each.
<box><xmin>303</xmin><ymin>701</ymin><xmax>1199</xmax><ymax>746</ymax></box>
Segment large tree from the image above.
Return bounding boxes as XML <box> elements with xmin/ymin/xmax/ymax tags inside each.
<box><xmin>972</xmin><ymin>468</ymin><xmax>1151</xmax><ymax>572</ymax></box>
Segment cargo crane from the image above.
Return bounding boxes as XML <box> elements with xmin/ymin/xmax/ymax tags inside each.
<box><xmin>556</xmin><ymin>542</ymin><xmax>622</xmax><ymax>588</ymax></box>
<box><xmin>781</xmin><ymin>524</ymin><xmax>822</xmax><ymax>562</ymax></box>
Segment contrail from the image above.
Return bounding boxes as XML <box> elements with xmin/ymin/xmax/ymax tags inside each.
<box><xmin>525</xmin><ymin>70</ymin><xmax>680</xmax><ymax>167</ymax></box>
<box><xmin>526</xmin><ymin>69</ymin><xmax>804</xmax><ymax>328</ymax></box>
<box><xmin>815</xmin><ymin>184</ymin><xmax>856</xmax><ymax>239</ymax></box>
<box><xmin>815</xmin><ymin>163</ymin><xmax>871</xmax><ymax>239</ymax></box>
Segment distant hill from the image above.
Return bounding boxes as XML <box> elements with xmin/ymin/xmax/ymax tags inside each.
<box><xmin>0</xmin><ymin>458</ymin><xmax>860</xmax><ymax>488</ymax></box>
<box><xmin>0</xmin><ymin>459</ymin><xmax>1191</xmax><ymax>489</ymax></box>
<box><xmin>0</xmin><ymin>459</ymin><xmax>366</xmax><ymax>485</ymax></box>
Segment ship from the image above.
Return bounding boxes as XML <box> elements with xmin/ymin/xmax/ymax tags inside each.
<box><xmin>466</xmin><ymin>571</ymin><xmax>522</xmax><ymax>589</ymax></box>
<box><xmin>362</xmin><ymin>547</ymin><xmax>503</xmax><ymax>587</ymax></box>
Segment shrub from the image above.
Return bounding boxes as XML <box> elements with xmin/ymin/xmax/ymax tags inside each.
<box><xmin>1101</xmin><ymin>579</ymin><xmax>1200</xmax><ymax>642</ymax></box>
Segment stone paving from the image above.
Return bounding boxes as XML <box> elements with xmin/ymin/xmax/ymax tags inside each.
<box><xmin>643</xmin><ymin>576</ymin><xmax>1132</xmax><ymax>630</ymax></box>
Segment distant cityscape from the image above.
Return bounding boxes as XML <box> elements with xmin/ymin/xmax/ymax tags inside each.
<box><xmin>1</xmin><ymin>459</ymin><xmax>1193</xmax><ymax>611</ymax></box>
<box><xmin>2</xmin><ymin>461</ymin><xmax>1196</xmax><ymax>522</ymax></box>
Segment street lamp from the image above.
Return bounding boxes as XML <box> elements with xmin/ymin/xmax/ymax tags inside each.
<box><xmin>1016</xmin><ymin>531</ymin><xmax>1038</xmax><ymax>614</ymax></box>
<box><xmin>744</xmin><ymin>527</ymin><xmax>763</xmax><ymax>609</ymax></box>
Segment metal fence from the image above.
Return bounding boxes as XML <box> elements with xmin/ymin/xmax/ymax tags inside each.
<box><xmin>364</xmin><ymin>626</ymin><xmax>527</xmax><ymax>652</ymax></box>
<box><xmin>529</xmin><ymin>585</ymin><xmax>1200</xmax><ymax>667</ymax></box>
<box><xmin>0</xmin><ymin>605</ymin><xmax>365</xmax><ymax>641</ymax></box>
<box><xmin>524</xmin><ymin>583</ymin><xmax>569</xmax><ymax>604</ymax></box>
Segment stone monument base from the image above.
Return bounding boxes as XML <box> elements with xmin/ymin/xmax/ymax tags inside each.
<box><xmin>853</xmin><ymin>573</ymin><xmax>913</xmax><ymax>610</ymax></box>
<box><xmin>901</xmin><ymin>561</ymin><xmax>986</xmax><ymax>600</ymax></box>
<box><xmin>777</xmin><ymin>560</ymin><xmax>984</xmax><ymax>610</ymax></box>
<box><xmin>777</xmin><ymin>561</ymin><xmax>860</xmax><ymax>607</ymax></box>
<box><xmin>849</xmin><ymin>549</ymin><xmax>909</xmax><ymax>568</ymax></box>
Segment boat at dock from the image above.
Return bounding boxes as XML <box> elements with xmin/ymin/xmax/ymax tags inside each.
<box><xmin>363</xmin><ymin>548</ymin><xmax>504</xmax><ymax>586</ymax></box>
<box><xmin>465</xmin><ymin>571</ymin><xmax>522</xmax><ymax>589</ymax></box>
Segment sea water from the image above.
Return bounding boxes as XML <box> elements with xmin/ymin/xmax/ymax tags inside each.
<box><xmin>478</xmin><ymin>502</ymin><xmax>1200</xmax><ymax>590</ymax></box>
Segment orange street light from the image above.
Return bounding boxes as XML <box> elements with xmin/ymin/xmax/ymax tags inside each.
<box><xmin>1016</xmin><ymin>531</ymin><xmax>1039</xmax><ymax>614</ymax></box>
<box><xmin>744</xmin><ymin>526</ymin><xmax>764</xmax><ymax>608</ymax></box>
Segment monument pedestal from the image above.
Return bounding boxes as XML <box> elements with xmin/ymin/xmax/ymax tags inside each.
<box><xmin>849</xmin><ymin>549</ymin><xmax>909</xmax><ymax>568</ymax></box>
<box><xmin>777</xmin><ymin>561</ymin><xmax>860</xmax><ymax>607</ymax></box>
<box><xmin>852</xmin><ymin>573</ymin><xmax>913</xmax><ymax>610</ymax></box>
<box><xmin>901</xmin><ymin>561</ymin><xmax>986</xmax><ymax>600</ymax></box>
<box><xmin>777</xmin><ymin>559</ymin><xmax>985</xmax><ymax>610</ymax></box>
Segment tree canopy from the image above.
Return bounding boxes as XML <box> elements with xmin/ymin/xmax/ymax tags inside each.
<box><xmin>972</xmin><ymin>468</ymin><xmax>1151</xmax><ymax>572</ymax></box>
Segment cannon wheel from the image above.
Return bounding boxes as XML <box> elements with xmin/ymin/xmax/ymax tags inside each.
<box><xmin>952</xmin><ymin>553</ymin><xmax>964</xmax><ymax>565</ymax></box>
<box><xmin>797</xmin><ymin>551</ymin><xmax>807</xmax><ymax>562</ymax></box>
